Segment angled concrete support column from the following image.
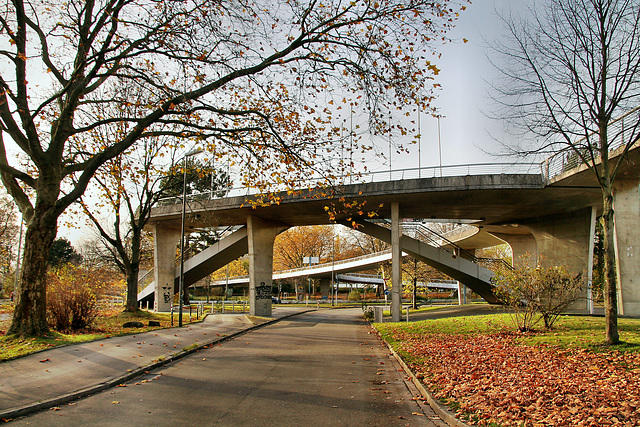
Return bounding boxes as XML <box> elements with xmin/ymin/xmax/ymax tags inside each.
<box><xmin>153</xmin><ymin>224</ymin><xmax>181</xmax><ymax>312</ymax></box>
<box><xmin>391</xmin><ymin>202</ymin><xmax>402</xmax><ymax>322</ymax></box>
<box><xmin>614</xmin><ymin>179</ymin><xmax>640</xmax><ymax>316</ymax></box>
<box><xmin>247</xmin><ymin>216</ymin><xmax>287</xmax><ymax>316</ymax></box>
<box><xmin>525</xmin><ymin>207</ymin><xmax>594</xmax><ymax>312</ymax></box>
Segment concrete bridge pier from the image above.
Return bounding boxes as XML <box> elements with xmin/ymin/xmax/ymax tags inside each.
<box><xmin>153</xmin><ymin>224</ymin><xmax>181</xmax><ymax>312</ymax></box>
<box><xmin>522</xmin><ymin>207</ymin><xmax>596</xmax><ymax>312</ymax></box>
<box><xmin>247</xmin><ymin>215</ymin><xmax>288</xmax><ymax>316</ymax></box>
<box><xmin>614</xmin><ymin>178</ymin><xmax>640</xmax><ymax>315</ymax></box>
<box><xmin>319</xmin><ymin>278</ymin><xmax>332</xmax><ymax>299</ymax></box>
<box><xmin>490</xmin><ymin>232</ymin><xmax>537</xmax><ymax>267</ymax></box>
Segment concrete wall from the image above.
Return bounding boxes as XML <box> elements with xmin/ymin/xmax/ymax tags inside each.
<box><xmin>491</xmin><ymin>232</ymin><xmax>537</xmax><ymax>267</ymax></box>
<box><xmin>614</xmin><ymin>178</ymin><xmax>640</xmax><ymax>316</ymax></box>
<box><xmin>319</xmin><ymin>278</ymin><xmax>332</xmax><ymax>299</ymax></box>
<box><xmin>153</xmin><ymin>224</ymin><xmax>181</xmax><ymax>312</ymax></box>
<box><xmin>247</xmin><ymin>216</ymin><xmax>287</xmax><ymax>317</ymax></box>
<box><xmin>523</xmin><ymin>207</ymin><xmax>594</xmax><ymax>312</ymax></box>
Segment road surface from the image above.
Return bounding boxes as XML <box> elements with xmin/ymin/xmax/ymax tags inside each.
<box><xmin>10</xmin><ymin>309</ymin><xmax>446</xmax><ymax>427</ymax></box>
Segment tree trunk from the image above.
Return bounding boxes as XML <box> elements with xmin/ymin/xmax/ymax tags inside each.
<box><xmin>124</xmin><ymin>262</ymin><xmax>140</xmax><ymax>312</ymax></box>
<box><xmin>7</xmin><ymin>215</ymin><xmax>57</xmax><ymax>336</ymax></box>
<box><xmin>602</xmin><ymin>191</ymin><xmax>620</xmax><ymax>344</ymax></box>
<box><xmin>124</xmin><ymin>228</ymin><xmax>142</xmax><ymax>312</ymax></box>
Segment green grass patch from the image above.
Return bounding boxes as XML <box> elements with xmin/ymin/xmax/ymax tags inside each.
<box><xmin>182</xmin><ymin>343</ymin><xmax>200</xmax><ymax>352</ymax></box>
<box><xmin>0</xmin><ymin>331</ymin><xmax>108</xmax><ymax>361</ymax></box>
<box><xmin>382</xmin><ymin>305</ymin><xmax>456</xmax><ymax>317</ymax></box>
<box><xmin>0</xmin><ymin>308</ymin><xmax>202</xmax><ymax>361</ymax></box>
<box><xmin>518</xmin><ymin>315</ymin><xmax>640</xmax><ymax>351</ymax></box>
<box><xmin>375</xmin><ymin>312</ymin><xmax>640</xmax><ymax>352</ymax></box>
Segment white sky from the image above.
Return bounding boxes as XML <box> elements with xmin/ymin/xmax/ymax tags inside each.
<box><xmin>381</xmin><ymin>0</ymin><xmax>529</xmax><ymax>172</ymax></box>
<box><xmin>60</xmin><ymin>0</ymin><xmax>529</xmax><ymax>245</ymax></box>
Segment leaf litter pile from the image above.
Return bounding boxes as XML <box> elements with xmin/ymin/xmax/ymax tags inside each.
<box><xmin>391</xmin><ymin>330</ymin><xmax>640</xmax><ymax>426</ymax></box>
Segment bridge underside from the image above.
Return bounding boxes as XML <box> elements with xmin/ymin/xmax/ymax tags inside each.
<box><xmin>145</xmin><ymin>168</ymin><xmax>640</xmax><ymax>317</ymax></box>
<box><xmin>141</xmin><ymin>212</ymin><xmax>498</xmax><ymax>316</ymax></box>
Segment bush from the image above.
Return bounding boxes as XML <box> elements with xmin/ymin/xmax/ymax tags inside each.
<box><xmin>347</xmin><ymin>289</ymin><xmax>361</xmax><ymax>301</ymax></box>
<box><xmin>494</xmin><ymin>255</ymin><xmax>582</xmax><ymax>331</ymax></box>
<box><xmin>47</xmin><ymin>265</ymin><xmax>106</xmax><ymax>332</ymax></box>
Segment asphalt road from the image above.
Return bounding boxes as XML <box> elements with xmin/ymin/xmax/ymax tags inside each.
<box><xmin>10</xmin><ymin>309</ymin><xmax>446</xmax><ymax>427</ymax></box>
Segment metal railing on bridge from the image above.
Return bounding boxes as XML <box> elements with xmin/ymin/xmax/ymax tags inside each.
<box><xmin>398</xmin><ymin>220</ymin><xmax>512</xmax><ymax>272</ymax></box>
<box><xmin>157</xmin><ymin>162</ymin><xmax>544</xmax><ymax>206</ymax></box>
<box><xmin>156</xmin><ymin>107</ymin><xmax>639</xmax><ymax>206</ymax></box>
<box><xmin>541</xmin><ymin>106</ymin><xmax>640</xmax><ymax>182</ymax></box>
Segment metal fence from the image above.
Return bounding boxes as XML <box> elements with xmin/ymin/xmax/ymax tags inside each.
<box><xmin>541</xmin><ymin>106</ymin><xmax>640</xmax><ymax>181</ymax></box>
<box><xmin>156</xmin><ymin>107</ymin><xmax>639</xmax><ymax>204</ymax></box>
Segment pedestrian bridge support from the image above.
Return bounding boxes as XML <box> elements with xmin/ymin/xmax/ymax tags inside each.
<box><xmin>247</xmin><ymin>216</ymin><xmax>288</xmax><ymax>316</ymax></box>
<box><xmin>490</xmin><ymin>177</ymin><xmax>640</xmax><ymax>316</ymax></box>
<box><xmin>144</xmin><ymin>158</ymin><xmax>640</xmax><ymax>317</ymax></box>
<box><xmin>492</xmin><ymin>207</ymin><xmax>595</xmax><ymax>313</ymax></box>
<box><xmin>613</xmin><ymin>178</ymin><xmax>640</xmax><ymax>316</ymax></box>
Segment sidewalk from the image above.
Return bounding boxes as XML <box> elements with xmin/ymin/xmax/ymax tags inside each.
<box><xmin>0</xmin><ymin>307</ymin><xmax>311</xmax><ymax>420</ymax></box>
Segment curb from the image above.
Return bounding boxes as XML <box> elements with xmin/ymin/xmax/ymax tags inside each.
<box><xmin>373</xmin><ymin>327</ymin><xmax>471</xmax><ymax>427</ymax></box>
<box><xmin>0</xmin><ymin>309</ymin><xmax>315</xmax><ymax>422</ymax></box>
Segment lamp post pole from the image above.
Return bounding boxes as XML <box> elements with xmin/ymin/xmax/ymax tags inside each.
<box><xmin>179</xmin><ymin>148</ymin><xmax>203</xmax><ymax>327</ymax></box>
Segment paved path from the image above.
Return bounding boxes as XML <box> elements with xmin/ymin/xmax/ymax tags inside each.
<box><xmin>6</xmin><ymin>309</ymin><xmax>446</xmax><ymax>426</ymax></box>
<box><xmin>0</xmin><ymin>307</ymin><xmax>309</xmax><ymax>420</ymax></box>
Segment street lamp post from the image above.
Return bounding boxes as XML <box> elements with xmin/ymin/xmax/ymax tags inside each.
<box><xmin>178</xmin><ymin>148</ymin><xmax>203</xmax><ymax>327</ymax></box>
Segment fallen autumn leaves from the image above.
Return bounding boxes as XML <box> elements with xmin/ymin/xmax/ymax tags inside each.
<box><xmin>379</xmin><ymin>325</ymin><xmax>640</xmax><ymax>426</ymax></box>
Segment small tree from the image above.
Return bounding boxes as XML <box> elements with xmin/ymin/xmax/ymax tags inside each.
<box><xmin>494</xmin><ymin>265</ymin><xmax>541</xmax><ymax>332</ymax></box>
<box><xmin>535</xmin><ymin>267</ymin><xmax>583</xmax><ymax>329</ymax></box>
<box><xmin>494</xmin><ymin>255</ymin><xmax>582</xmax><ymax>331</ymax></box>
<box><xmin>490</xmin><ymin>0</ymin><xmax>640</xmax><ymax>343</ymax></box>
<box><xmin>48</xmin><ymin>238</ymin><xmax>82</xmax><ymax>268</ymax></box>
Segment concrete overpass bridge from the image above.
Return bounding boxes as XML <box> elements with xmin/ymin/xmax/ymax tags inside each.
<box><xmin>146</xmin><ymin>136</ymin><xmax>640</xmax><ymax>321</ymax></box>
<box><xmin>137</xmin><ymin>220</ymin><xmax>501</xmax><ymax>307</ymax></box>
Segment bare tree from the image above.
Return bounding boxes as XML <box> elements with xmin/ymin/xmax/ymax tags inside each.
<box><xmin>0</xmin><ymin>0</ymin><xmax>465</xmax><ymax>335</ymax></box>
<box><xmin>78</xmin><ymin>131</ymin><xmax>179</xmax><ymax>312</ymax></box>
<box><xmin>490</xmin><ymin>0</ymin><xmax>640</xmax><ymax>344</ymax></box>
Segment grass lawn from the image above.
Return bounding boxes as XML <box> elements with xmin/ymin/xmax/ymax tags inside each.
<box><xmin>0</xmin><ymin>303</ymin><xmax>204</xmax><ymax>361</ymax></box>
<box><xmin>375</xmin><ymin>313</ymin><xmax>640</xmax><ymax>426</ymax></box>
<box><xmin>381</xmin><ymin>304</ymin><xmax>454</xmax><ymax>317</ymax></box>
<box><xmin>377</xmin><ymin>313</ymin><xmax>640</xmax><ymax>353</ymax></box>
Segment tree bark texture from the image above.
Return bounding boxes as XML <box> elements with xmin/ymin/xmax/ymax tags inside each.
<box><xmin>8</xmin><ymin>214</ymin><xmax>57</xmax><ymax>336</ymax></box>
<box><xmin>124</xmin><ymin>230</ymin><xmax>142</xmax><ymax>312</ymax></box>
<box><xmin>601</xmin><ymin>192</ymin><xmax>620</xmax><ymax>344</ymax></box>
<box><xmin>124</xmin><ymin>262</ymin><xmax>140</xmax><ymax>312</ymax></box>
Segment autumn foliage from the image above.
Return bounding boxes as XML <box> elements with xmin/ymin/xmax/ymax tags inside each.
<box><xmin>384</xmin><ymin>329</ymin><xmax>640</xmax><ymax>426</ymax></box>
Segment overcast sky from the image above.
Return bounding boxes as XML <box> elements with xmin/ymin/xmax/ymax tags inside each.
<box><xmin>379</xmin><ymin>0</ymin><xmax>530</xmax><ymax>173</ymax></box>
